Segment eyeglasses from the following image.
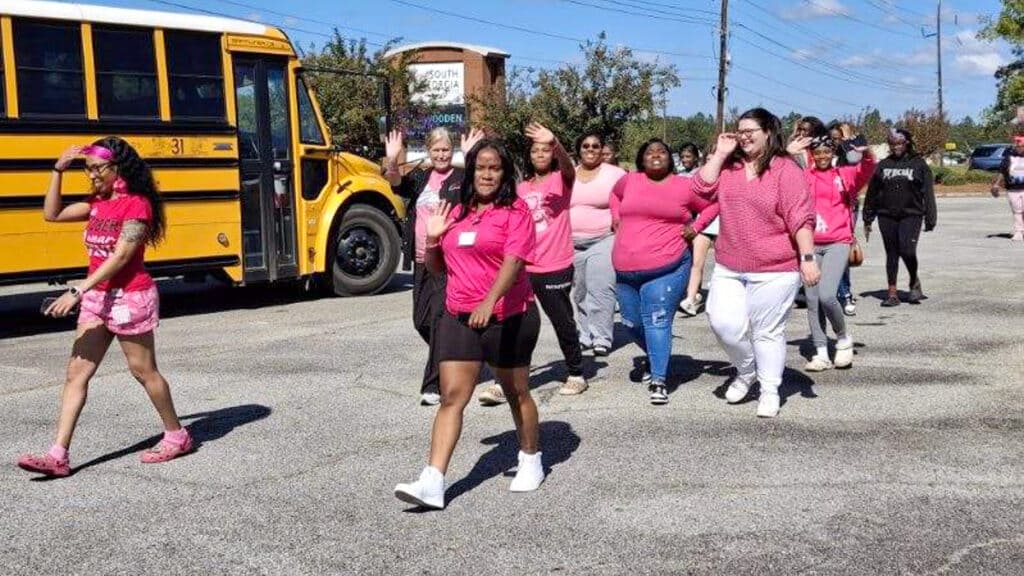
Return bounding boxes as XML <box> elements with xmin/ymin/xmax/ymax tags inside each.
<box><xmin>737</xmin><ymin>128</ymin><xmax>762</xmax><ymax>138</ymax></box>
<box><xmin>84</xmin><ymin>162</ymin><xmax>111</xmax><ymax>176</ymax></box>
<box><xmin>580</xmin><ymin>143</ymin><xmax>602</xmax><ymax>150</ymax></box>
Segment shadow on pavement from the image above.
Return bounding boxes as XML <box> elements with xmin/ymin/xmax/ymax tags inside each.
<box><xmin>406</xmin><ymin>420</ymin><xmax>581</xmax><ymax>511</ymax></box>
<box><xmin>41</xmin><ymin>403</ymin><xmax>272</xmax><ymax>479</ymax></box>
<box><xmin>711</xmin><ymin>368</ymin><xmax>817</xmax><ymax>407</ymax></box>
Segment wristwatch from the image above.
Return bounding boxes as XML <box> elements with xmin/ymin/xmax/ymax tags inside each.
<box><xmin>69</xmin><ymin>286</ymin><xmax>83</xmax><ymax>298</ymax></box>
<box><xmin>800</xmin><ymin>253</ymin><xmax>815</xmax><ymax>263</ymax></box>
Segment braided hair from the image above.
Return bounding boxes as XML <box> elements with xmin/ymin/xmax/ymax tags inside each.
<box><xmin>91</xmin><ymin>136</ymin><xmax>166</xmax><ymax>246</ymax></box>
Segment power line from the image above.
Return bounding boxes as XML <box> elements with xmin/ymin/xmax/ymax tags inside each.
<box><xmin>803</xmin><ymin>0</ymin><xmax>920</xmax><ymax>38</ymax></box>
<box><xmin>557</xmin><ymin>0</ymin><xmax>717</xmax><ymax>26</ymax></box>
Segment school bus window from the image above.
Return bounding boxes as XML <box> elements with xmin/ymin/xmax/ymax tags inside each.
<box><xmin>233</xmin><ymin>63</ymin><xmax>259</xmax><ymax>160</ymax></box>
<box><xmin>296</xmin><ymin>77</ymin><xmax>325</xmax><ymax>145</ymax></box>
<box><xmin>13</xmin><ymin>19</ymin><xmax>85</xmax><ymax>116</ymax></box>
<box><xmin>164</xmin><ymin>31</ymin><xmax>225</xmax><ymax>121</ymax></box>
<box><xmin>267</xmin><ymin>66</ymin><xmax>290</xmax><ymax>160</ymax></box>
<box><xmin>93</xmin><ymin>27</ymin><xmax>158</xmax><ymax>118</ymax></box>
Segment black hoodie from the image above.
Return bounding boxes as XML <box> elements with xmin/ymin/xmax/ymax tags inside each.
<box><xmin>863</xmin><ymin>154</ymin><xmax>937</xmax><ymax>230</ymax></box>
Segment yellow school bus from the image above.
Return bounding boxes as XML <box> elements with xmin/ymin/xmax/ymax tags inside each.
<box><xmin>0</xmin><ymin>0</ymin><xmax>404</xmax><ymax>295</ymax></box>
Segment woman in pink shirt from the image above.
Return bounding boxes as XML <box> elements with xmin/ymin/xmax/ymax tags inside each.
<box><xmin>802</xmin><ymin>135</ymin><xmax>875</xmax><ymax>372</ymax></box>
<box><xmin>18</xmin><ymin>137</ymin><xmax>192</xmax><ymax>478</ymax></box>
<box><xmin>395</xmin><ymin>139</ymin><xmax>543</xmax><ymax>510</ymax></box>
<box><xmin>611</xmin><ymin>138</ymin><xmax>718</xmax><ymax>405</ymax></box>
<box><xmin>571</xmin><ymin>132</ymin><xmax>626</xmax><ymax>358</ymax></box>
<box><xmin>694</xmin><ymin>108</ymin><xmax>820</xmax><ymax>418</ymax></box>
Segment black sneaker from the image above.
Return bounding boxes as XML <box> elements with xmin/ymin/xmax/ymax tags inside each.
<box><xmin>649</xmin><ymin>384</ymin><xmax>669</xmax><ymax>405</ymax></box>
<box><xmin>880</xmin><ymin>295</ymin><xmax>900</xmax><ymax>307</ymax></box>
<box><xmin>908</xmin><ymin>282</ymin><xmax>924</xmax><ymax>304</ymax></box>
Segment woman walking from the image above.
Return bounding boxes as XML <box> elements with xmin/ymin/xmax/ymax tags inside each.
<box><xmin>863</xmin><ymin>129</ymin><xmax>937</xmax><ymax>306</ymax></box>
<box><xmin>611</xmin><ymin>138</ymin><xmax>718</xmax><ymax>405</ymax></box>
<box><xmin>802</xmin><ymin>135</ymin><xmax>875</xmax><ymax>372</ymax></box>
<box><xmin>990</xmin><ymin>132</ymin><xmax>1024</xmax><ymax>242</ymax></box>
<box><xmin>676</xmin><ymin>142</ymin><xmax>717</xmax><ymax>317</ymax></box>
<box><xmin>384</xmin><ymin>127</ymin><xmax>483</xmax><ymax>405</ymax></box>
<box><xmin>17</xmin><ymin>137</ymin><xmax>192</xmax><ymax>477</ymax></box>
<box><xmin>694</xmin><ymin>108</ymin><xmax>820</xmax><ymax>418</ymax></box>
<box><xmin>394</xmin><ymin>139</ymin><xmax>543</xmax><ymax>510</ymax></box>
<box><xmin>570</xmin><ymin>132</ymin><xmax>625</xmax><ymax>357</ymax></box>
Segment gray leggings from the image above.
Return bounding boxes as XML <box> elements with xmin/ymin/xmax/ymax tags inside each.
<box><xmin>805</xmin><ymin>243</ymin><xmax>850</xmax><ymax>348</ymax></box>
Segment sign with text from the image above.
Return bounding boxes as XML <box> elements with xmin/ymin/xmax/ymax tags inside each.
<box><xmin>409</xmin><ymin>62</ymin><xmax>465</xmax><ymax>106</ymax></box>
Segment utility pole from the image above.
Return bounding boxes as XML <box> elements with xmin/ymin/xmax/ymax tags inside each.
<box><xmin>715</xmin><ymin>0</ymin><xmax>729</xmax><ymax>132</ymax></box>
<box><xmin>936</xmin><ymin>0</ymin><xmax>944</xmax><ymax>120</ymax></box>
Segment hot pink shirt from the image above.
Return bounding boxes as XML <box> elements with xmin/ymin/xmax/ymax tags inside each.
<box><xmin>441</xmin><ymin>199</ymin><xmax>536</xmax><ymax>320</ymax></box>
<box><xmin>692</xmin><ymin>156</ymin><xmax>814</xmax><ymax>273</ymax></box>
<box><xmin>414</xmin><ymin>169</ymin><xmax>456</xmax><ymax>262</ymax></box>
<box><xmin>609</xmin><ymin>172</ymin><xmax>718</xmax><ymax>272</ymax></box>
<box><xmin>570</xmin><ymin>163</ymin><xmax>627</xmax><ymax>240</ymax></box>
<box><xmin>805</xmin><ymin>156</ymin><xmax>876</xmax><ymax>245</ymax></box>
<box><xmin>517</xmin><ymin>171</ymin><xmax>574</xmax><ymax>274</ymax></box>
<box><xmin>85</xmin><ymin>193</ymin><xmax>154</xmax><ymax>292</ymax></box>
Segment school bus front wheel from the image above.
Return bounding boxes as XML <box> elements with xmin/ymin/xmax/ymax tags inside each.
<box><xmin>328</xmin><ymin>205</ymin><xmax>401</xmax><ymax>296</ymax></box>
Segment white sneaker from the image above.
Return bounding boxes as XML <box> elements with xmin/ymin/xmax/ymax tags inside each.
<box><xmin>834</xmin><ymin>342</ymin><xmax>854</xmax><ymax>369</ymax></box>
<box><xmin>478</xmin><ymin>383</ymin><xmax>506</xmax><ymax>406</ymax></box>
<box><xmin>804</xmin><ymin>355</ymin><xmax>833</xmax><ymax>372</ymax></box>
<box><xmin>843</xmin><ymin>298</ymin><xmax>857</xmax><ymax>316</ymax></box>
<box><xmin>509</xmin><ymin>451</ymin><xmax>545</xmax><ymax>492</ymax></box>
<box><xmin>394</xmin><ymin>466</ymin><xmax>445</xmax><ymax>509</ymax></box>
<box><xmin>558</xmin><ymin>375</ymin><xmax>588</xmax><ymax>396</ymax></box>
<box><xmin>756</xmin><ymin>393</ymin><xmax>780</xmax><ymax>418</ymax></box>
<box><xmin>679</xmin><ymin>293</ymin><xmax>704</xmax><ymax>317</ymax></box>
<box><xmin>724</xmin><ymin>377</ymin><xmax>751</xmax><ymax>404</ymax></box>
<box><xmin>420</xmin><ymin>392</ymin><xmax>441</xmax><ymax>406</ymax></box>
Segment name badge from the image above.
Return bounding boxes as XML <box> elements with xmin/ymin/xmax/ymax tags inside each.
<box><xmin>458</xmin><ymin>231</ymin><xmax>477</xmax><ymax>247</ymax></box>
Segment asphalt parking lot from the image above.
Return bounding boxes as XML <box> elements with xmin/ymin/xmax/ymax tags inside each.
<box><xmin>1</xmin><ymin>196</ymin><xmax>1022</xmax><ymax>575</ymax></box>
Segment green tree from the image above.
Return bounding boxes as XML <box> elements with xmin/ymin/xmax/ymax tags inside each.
<box><xmin>897</xmin><ymin>109</ymin><xmax>949</xmax><ymax>156</ymax></box>
<box><xmin>980</xmin><ymin>1</ymin><xmax>1024</xmax><ymax>123</ymax></box>
<box><xmin>472</xmin><ymin>33</ymin><xmax>680</xmax><ymax>166</ymax></box>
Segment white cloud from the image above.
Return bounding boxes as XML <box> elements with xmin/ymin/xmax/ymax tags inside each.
<box><xmin>955</xmin><ymin>53</ymin><xmax>1008</xmax><ymax>77</ymax></box>
<box><xmin>781</xmin><ymin>0</ymin><xmax>851</xmax><ymax>20</ymax></box>
<box><xmin>900</xmin><ymin>76</ymin><xmax>921</xmax><ymax>86</ymax></box>
<box><xmin>840</xmin><ymin>54</ymin><xmax>875</xmax><ymax>67</ymax></box>
<box><xmin>791</xmin><ymin>48</ymin><xmax>815</xmax><ymax>61</ymax></box>
<box><xmin>245</xmin><ymin>12</ymin><xmax>263</xmax><ymax>22</ymax></box>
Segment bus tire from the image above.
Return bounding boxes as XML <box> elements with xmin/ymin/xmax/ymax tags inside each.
<box><xmin>328</xmin><ymin>205</ymin><xmax>400</xmax><ymax>296</ymax></box>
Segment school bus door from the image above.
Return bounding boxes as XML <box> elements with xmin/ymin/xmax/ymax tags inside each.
<box><xmin>232</xmin><ymin>54</ymin><xmax>298</xmax><ymax>282</ymax></box>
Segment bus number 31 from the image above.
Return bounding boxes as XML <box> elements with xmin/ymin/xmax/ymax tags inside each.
<box><xmin>170</xmin><ymin>137</ymin><xmax>185</xmax><ymax>155</ymax></box>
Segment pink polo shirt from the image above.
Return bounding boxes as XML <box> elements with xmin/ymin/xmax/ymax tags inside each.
<box><xmin>805</xmin><ymin>155</ymin><xmax>876</xmax><ymax>245</ymax></box>
<box><xmin>442</xmin><ymin>199</ymin><xmax>536</xmax><ymax>320</ymax></box>
<box><xmin>517</xmin><ymin>171</ymin><xmax>575</xmax><ymax>274</ymax></box>
<box><xmin>609</xmin><ymin>172</ymin><xmax>718</xmax><ymax>272</ymax></box>
<box><xmin>692</xmin><ymin>156</ymin><xmax>814</xmax><ymax>273</ymax></box>
<box><xmin>570</xmin><ymin>163</ymin><xmax>627</xmax><ymax>240</ymax></box>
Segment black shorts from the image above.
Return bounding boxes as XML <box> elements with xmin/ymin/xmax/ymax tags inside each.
<box><xmin>436</xmin><ymin>303</ymin><xmax>540</xmax><ymax>368</ymax></box>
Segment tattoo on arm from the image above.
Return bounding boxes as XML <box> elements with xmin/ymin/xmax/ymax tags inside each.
<box><xmin>120</xmin><ymin>220</ymin><xmax>149</xmax><ymax>243</ymax></box>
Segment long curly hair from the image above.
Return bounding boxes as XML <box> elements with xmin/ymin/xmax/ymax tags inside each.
<box><xmin>92</xmin><ymin>136</ymin><xmax>166</xmax><ymax>246</ymax></box>
<box><xmin>456</xmin><ymin>138</ymin><xmax>519</xmax><ymax>221</ymax></box>
<box><xmin>729</xmin><ymin>108</ymin><xmax>790</xmax><ymax>177</ymax></box>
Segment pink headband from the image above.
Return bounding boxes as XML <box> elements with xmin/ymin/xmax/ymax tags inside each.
<box><xmin>81</xmin><ymin>145</ymin><xmax>114</xmax><ymax>161</ymax></box>
<box><xmin>1014</xmin><ymin>135</ymin><xmax>1024</xmax><ymax>146</ymax></box>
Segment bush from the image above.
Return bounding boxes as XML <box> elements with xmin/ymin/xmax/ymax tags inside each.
<box><xmin>931</xmin><ymin>165</ymin><xmax>995</xmax><ymax>185</ymax></box>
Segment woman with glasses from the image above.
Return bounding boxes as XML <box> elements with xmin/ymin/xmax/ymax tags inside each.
<box><xmin>569</xmin><ymin>132</ymin><xmax>625</xmax><ymax>358</ymax></box>
<box><xmin>694</xmin><ymin>108</ymin><xmax>819</xmax><ymax>418</ymax></box>
<box><xmin>17</xmin><ymin>137</ymin><xmax>192</xmax><ymax>478</ymax></box>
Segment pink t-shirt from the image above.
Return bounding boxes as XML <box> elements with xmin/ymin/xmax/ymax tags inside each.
<box><xmin>442</xmin><ymin>199</ymin><xmax>536</xmax><ymax>320</ymax></box>
<box><xmin>517</xmin><ymin>171</ymin><xmax>574</xmax><ymax>274</ymax></box>
<box><xmin>570</xmin><ymin>163</ymin><xmax>627</xmax><ymax>240</ymax></box>
<box><xmin>692</xmin><ymin>156</ymin><xmax>814</xmax><ymax>273</ymax></box>
<box><xmin>805</xmin><ymin>156</ymin><xmax>876</xmax><ymax>245</ymax></box>
<box><xmin>413</xmin><ymin>169</ymin><xmax>456</xmax><ymax>262</ymax></box>
<box><xmin>609</xmin><ymin>172</ymin><xmax>718</xmax><ymax>272</ymax></box>
<box><xmin>84</xmin><ymin>193</ymin><xmax>154</xmax><ymax>292</ymax></box>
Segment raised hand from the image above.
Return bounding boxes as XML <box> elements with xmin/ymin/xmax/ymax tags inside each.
<box><xmin>460</xmin><ymin>127</ymin><xmax>485</xmax><ymax>155</ymax></box>
<box><xmin>525</xmin><ymin>122</ymin><xmax>556</xmax><ymax>144</ymax></box>
<box><xmin>55</xmin><ymin>145</ymin><xmax>82</xmax><ymax>171</ymax></box>
<box><xmin>425</xmin><ymin>200</ymin><xmax>455</xmax><ymax>242</ymax></box>
<box><xmin>384</xmin><ymin>130</ymin><xmax>404</xmax><ymax>164</ymax></box>
<box><xmin>713</xmin><ymin>133</ymin><xmax>738</xmax><ymax>158</ymax></box>
<box><xmin>786</xmin><ymin>136</ymin><xmax>812</xmax><ymax>156</ymax></box>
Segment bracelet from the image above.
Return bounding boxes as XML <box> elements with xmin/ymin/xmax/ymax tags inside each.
<box><xmin>53</xmin><ymin>167</ymin><xmax>64</xmax><ymax>173</ymax></box>
<box><xmin>425</xmin><ymin>242</ymin><xmax>440</xmax><ymax>250</ymax></box>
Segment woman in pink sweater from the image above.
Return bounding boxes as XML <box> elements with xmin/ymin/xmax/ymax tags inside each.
<box><xmin>611</xmin><ymin>138</ymin><xmax>718</xmax><ymax>405</ymax></box>
<box><xmin>802</xmin><ymin>135</ymin><xmax>875</xmax><ymax>373</ymax></box>
<box><xmin>694</xmin><ymin>108</ymin><xmax>820</xmax><ymax>418</ymax></box>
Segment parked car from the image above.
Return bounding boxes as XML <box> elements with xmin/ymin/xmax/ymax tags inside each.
<box><xmin>942</xmin><ymin>151</ymin><xmax>967</xmax><ymax>166</ymax></box>
<box><xmin>969</xmin><ymin>144</ymin><xmax>1010</xmax><ymax>171</ymax></box>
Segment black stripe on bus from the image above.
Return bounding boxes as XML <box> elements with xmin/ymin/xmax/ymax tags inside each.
<box><xmin>0</xmin><ymin>119</ymin><xmax>236</xmax><ymax>136</ymax></box>
<box><xmin>0</xmin><ymin>255</ymin><xmax>241</xmax><ymax>286</ymax></box>
<box><xmin>0</xmin><ymin>158</ymin><xmax>239</xmax><ymax>171</ymax></box>
<box><xmin>0</xmin><ymin>190</ymin><xmax>240</xmax><ymax>208</ymax></box>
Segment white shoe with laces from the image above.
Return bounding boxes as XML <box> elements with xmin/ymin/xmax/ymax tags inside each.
<box><xmin>420</xmin><ymin>392</ymin><xmax>441</xmax><ymax>406</ymax></box>
<box><xmin>394</xmin><ymin>466</ymin><xmax>445</xmax><ymax>509</ymax></box>
<box><xmin>509</xmin><ymin>451</ymin><xmax>545</xmax><ymax>492</ymax></box>
<box><xmin>804</xmin><ymin>355</ymin><xmax>833</xmax><ymax>372</ymax></box>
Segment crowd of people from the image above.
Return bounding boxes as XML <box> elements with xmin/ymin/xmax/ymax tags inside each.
<box><xmin>28</xmin><ymin>105</ymin><xmax>1019</xmax><ymax>514</ymax></box>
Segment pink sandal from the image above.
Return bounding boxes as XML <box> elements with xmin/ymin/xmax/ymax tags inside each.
<box><xmin>140</xmin><ymin>434</ymin><xmax>194</xmax><ymax>464</ymax></box>
<box><xmin>17</xmin><ymin>453</ymin><xmax>70</xmax><ymax>477</ymax></box>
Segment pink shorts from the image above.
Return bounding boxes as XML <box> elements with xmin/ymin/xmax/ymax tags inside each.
<box><xmin>78</xmin><ymin>285</ymin><xmax>160</xmax><ymax>335</ymax></box>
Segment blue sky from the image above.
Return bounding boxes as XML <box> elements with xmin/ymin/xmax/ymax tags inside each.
<box><xmin>95</xmin><ymin>0</ymin><xmax>1009</xmax><ymax>121</ymax></box>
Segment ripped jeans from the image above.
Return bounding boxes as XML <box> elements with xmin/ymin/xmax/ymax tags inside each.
<box><xmin>615</xmin><ymin>252</ymin><xmax>691</xmax><ymax>384</ymax></box>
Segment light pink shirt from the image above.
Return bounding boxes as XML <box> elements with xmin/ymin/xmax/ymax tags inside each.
<box><xmin>609</xmin><ymin>172</ymin><xmax>718</xmax><ymax>272</ymax></box>
<box><xmin>441</xmin><ymin>199</ymin><xmax>536</xmax><ymax>320</ymax></box>
<box><xmin>517</xmin><ymin>171</ymin><xmax>575</xmax><ymax>274</ymax></box>
<box><xmin>693</xmin><ymin>156</ymin><xmax>814</xmax><ymax>273</ymax></box>
<box><xmin>570</xmin><ymin>163</ymin><xmax>627</xmax><ymax>240</ymax></box>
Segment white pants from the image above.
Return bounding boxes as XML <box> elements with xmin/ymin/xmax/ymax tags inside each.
<box><xmin>706</xmin><ymin>265</ymin><xmax>801</xmax><ymax>393</ymax></box>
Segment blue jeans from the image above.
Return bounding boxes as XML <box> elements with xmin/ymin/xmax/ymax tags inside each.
<box><xmin>615</xmin><ymin>253</ymin><xmax>691</xmax><ymax>384</ymax></box>
<box><xmin>838</xmin><ymin>205</ymin><xmax>860</xmax><ymax>301</ymax></box>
